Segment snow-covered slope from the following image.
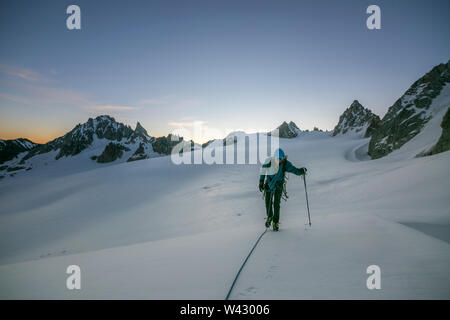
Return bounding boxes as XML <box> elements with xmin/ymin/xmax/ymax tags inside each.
<box><xmin>387</xmin><ymin>84</ymin><xmax>450</xmax><ymax>159</ymax></box>
<box><xmin>0</xmin><ymin>129</ymin><xmax>449</xmax><ymax>299</ymax></box>
<box><xmin>369</xmin><ymin>61</ymin><xmax>450</xmax><ymax>159</ymax></box>
<box><xmin>332</xmin><ymin>100</ymin><xmax>380</xmax><ymax>138</ymax></box>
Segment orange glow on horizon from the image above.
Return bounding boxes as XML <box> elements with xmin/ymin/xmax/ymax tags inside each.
<box><xmin>0</xmin><ymin>135</ymin><xmax>55</xmax><ymax>144</ymax></box>
<box><xmin>0</xmin><ymin>131</ymin><xmax>64</xmax><ymax>144</ymax></box>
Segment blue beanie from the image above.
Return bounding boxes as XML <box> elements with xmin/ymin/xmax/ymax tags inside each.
<box><xmin>273</xmin><ymin>148</ymin><xmax>285</xmax><ymax>159</ymax></box>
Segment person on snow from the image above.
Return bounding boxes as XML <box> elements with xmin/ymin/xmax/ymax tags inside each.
<box><xmin>259</xmin><ymin>148</ymin><xmax>307</xmax><ymax>231</ymax></box>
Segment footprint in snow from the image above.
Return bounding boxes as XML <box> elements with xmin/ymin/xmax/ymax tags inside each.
<box><xmin>202</xmin><ymin>183</ymin><xmax>220</xmax><ymax>190</ymax></box>
<box><xmin>265</xmin><ymin>265</ymin><xmax>279</xmax><ymax>279</ymax></box>
<box><xmin>245</xmin><ymin>286</ymin><xmax>258</xmax><ymax>295</ymax></box>
<box><xmin>237</xmin><ymin>286</ymin><xmax>258</xmax><ymax>297</ymax></box>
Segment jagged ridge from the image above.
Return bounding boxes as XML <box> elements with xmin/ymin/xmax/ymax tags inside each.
<box><xmin>332</xmin><ymin>100</ymin><xmax>380</xmax><ymax>137</ymax></box>
<box><xmin>0</xmin><ymin>115</ymin><xmax>192</xmax><ymax>178</ymax></box>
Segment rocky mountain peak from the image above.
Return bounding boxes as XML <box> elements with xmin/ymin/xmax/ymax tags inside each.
<box><xmin>135</xmin><ymin>122</ymin><xmax>148</xmax><ymax>136</ymax></box>
<box><xmin>270</xmin><ymin>121</ymin><xmax>301</xmax><ymax>138</ymax></box>
<box><xmin>0</xmin><ymin>138</ymin><xmax>37</xmax><ymax>165</ymax></box>
<box><xmin>332</xmin><ymin>100</ymin><xmax>380</xmax><ymax>137</ymax></box>
<box><xmin>349</xmin><ymin>100</ymin><xmax>362</xmax><ymax>110</ymax></box>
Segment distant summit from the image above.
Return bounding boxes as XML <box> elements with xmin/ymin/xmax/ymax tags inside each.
<box><xmin>0</xmin><ymin>115</ymin><xmax>192</xmax><ymax>178</ymax></box>
<box><xmin>0</xmin><ymin>138</ymin><xmax>37</xmax><ymax>165</ymax></box>
<box><xmin>332</xmin><ymin>100</ymin><xmax>380</xmax><ymax>137</ymax></box>
<box><xmin>24</xmin><ymin>115</ymin><xmax>136</xmax><ymax>161</ymax></box>
<box><xmin>269</xmin><ymin>121</ymin><xmax>301</xmax><ymax>138</ymax></box>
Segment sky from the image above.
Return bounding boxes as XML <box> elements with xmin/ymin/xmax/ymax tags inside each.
<box><xmin>0</xmin><ymin>0</ymin><xmax>449</xmax><ymax>143</ymax></box>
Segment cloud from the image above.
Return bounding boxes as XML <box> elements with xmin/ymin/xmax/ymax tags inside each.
<box><xmin>0</xmin><ymin>92</ymin><xmax>31</xmax><ymax>104</ymax></box>
<box><xmin>1</xmin><ymin>79</ymin><xmax>140</xmax><ymax>114</ymax></box>
<box><xmin>0</xmin><ymin>64</ymin><xmax>50</xmax><ymax>83</ymax></box>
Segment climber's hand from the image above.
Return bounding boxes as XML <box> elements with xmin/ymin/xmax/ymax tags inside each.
<box><xmin>259</xmin><ymin>180</ymin><xmax>264</xmax><ymax>192</ymax></box>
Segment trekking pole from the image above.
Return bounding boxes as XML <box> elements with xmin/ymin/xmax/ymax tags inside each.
<box><xmin>302</xmin><ymin>175</ymin><xmax>311</xmax><ymax>226</ymax></box>
<box><xmin>264</xmin><ymin>189</ymin><xmax>273</xmax><ymax>228</ymax></box>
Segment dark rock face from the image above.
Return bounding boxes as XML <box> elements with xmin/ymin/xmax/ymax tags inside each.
<box><xmin>364</xmin><ymin>117</ymin><xmax>382</xmax><ymax>138</ymax></box>
<box><xmin>97</xmin><ymin>142</ymin><xmax>130</xmax><ymax>163</ymax></box>
<box><xmin>270</xmin><ymin>121</ymin><xmax>300</xmax><ymax>138</ymax></box>
<box><xmin>151</xmin><ymin>134</ymin><xmax>194</xmax><ymax>155</ymax></box>
<box><xmin>6</xmin><ymin>166</ymin><xmax>25</xmax><ymax>172</ymax></box>
<box><xmin>134</xmin><ymin>122</ymin><xmax>148</xmax><ymax>136</ymax></box>
<box><xmin>332</xmin><ymin>100</ymin><xmax>380</xmax><ymax>137</ymax></box>
<box><xmin>55</xmin><ymin>130</ymin><xmax>94</xmax><ymax>160</ymax></box>
<box><xmin>369</xmin><ymin>61</ymin><xmax>450</xmax><ymax>159</ymax></box>
<box><xmin>127</xmin><ymin>143</ymin><xmax>148</xmax><ymax>162</ymax></box>
<box><xmin>421</xmin><ymin>108</ymin><xmax>450</xmax><ymax>156</ymax></box>
<box><xmin>0</xmin><ymin>138</ymin><xmax>37</xmax><ymax>164</ymax></box>
<box><xmin>130</xmin><ymin>122</ymin><xmax>151</xmax><ymax>143</ymax></box>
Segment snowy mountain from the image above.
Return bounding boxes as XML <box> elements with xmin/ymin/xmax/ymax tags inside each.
<box><xmin>0</xmin><ymin>115</ymin><xmax>192</xmax><ymax>179</ymax></box>
<box><xmin>269</xmin><ymin>121</ymin><xmax>301</xmax><ymax>138</ymax></box>
<box><xmin>332</xmin><ymin>100</ymin><xmax>380</xmax><ymax>137</ymax></box>
<box><xmin>368</xmin><ymin>61</ymin><xmax>450</xmax><ymax>159</ymax></box>
<box><xmin>0</xmin><ymin>138</ymin><xmax>37</xmax><ymax>165</ymax></box>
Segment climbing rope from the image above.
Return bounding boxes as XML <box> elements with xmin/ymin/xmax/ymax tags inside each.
<box><xmin>225</xmin><ymin>227</ymin><xmax>268</xmax><ymax>300</ymax></box>
<box><xmin>225</xmin><ymin>181</ymin><xmax>277</xmax><ymax>299</ymax></box>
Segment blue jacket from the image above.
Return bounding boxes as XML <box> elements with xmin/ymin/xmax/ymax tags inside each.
<box><xmin>259</xmin><ymin>157</ymin><xmax>305</xmax><ymax>191</ymax></box>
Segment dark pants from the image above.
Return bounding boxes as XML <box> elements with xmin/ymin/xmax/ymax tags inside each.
<box><xmin>265</xmin><ymin>187</ymin><xmax>282</xmax><ymax>223</ymax></box>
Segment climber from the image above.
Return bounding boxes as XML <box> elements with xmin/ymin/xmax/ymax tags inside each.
<box><xmin>259</xmin><ymin>148</ymin><xmax>307</xmax><ymax>231</ymax></box>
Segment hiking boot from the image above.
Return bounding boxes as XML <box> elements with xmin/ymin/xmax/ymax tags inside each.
<box><xmin>265</xmin><ymin>216</ymin><xmax>272</xmax><ymax>228</ymax></box>
<box><xmin>273</xmin><ymin>222</ymin><xmax>279</xmax><ymax>231</ymax></box>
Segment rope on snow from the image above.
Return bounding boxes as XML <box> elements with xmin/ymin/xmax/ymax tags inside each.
<box><xmin>225</xmin><ymin>227</ymin><xmax>268</xmax><ymax>300</ymax></box>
